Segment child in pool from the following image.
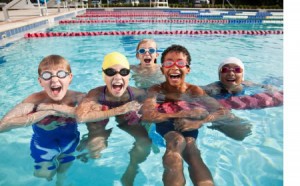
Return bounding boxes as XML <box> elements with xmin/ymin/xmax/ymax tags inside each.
<box><xmin>0</xmin><ymin>55</ymin><xmax>85</xmax><ymax>186</ymax></box>
<box><xmin>130</xmin><ymin>38</ymin><xmax>165</xmax><ymax>89</ymax></box>
<box><xmin>141</xmin><ymin>44</ymin><xmax>233</xmax><ymax>186</ymax></box>
<box><xmin>202</xmin><ymin>57</ymin><xmax>277</xmax><ymax>140</ymax></box>
<box><xmin>202</xmin><ymin>57</ymin><xmax>277</xmax><ymax>99</ymax></box>
<box><xmin>75</xmin><ymin>52</ymin><xmax>152</xmax><ymax>186</ymax></box>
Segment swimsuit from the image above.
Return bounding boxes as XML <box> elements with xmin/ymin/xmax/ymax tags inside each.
<box><xmin>155</xmin><ymin>101</ymin><xmax>199</xmax><ymax>139</ymax></box>
<box><xmin>98</xmin><ymin>86</ymin><xmax>140</xmax><ymax>125</ymax></box>
<box><xmin>213</xmin><ymin>81</ymin><xmax>246</xmax><ymax>99</ymax></box>
<box><xmin>30</xmin><ymin>115</ymin><xmax>79</xmax><ymax>168</ymax></box>
<box><xmin>99</xmin><ymin>86</ymin><xmax>134</xmax><ymax>108</ymax></box>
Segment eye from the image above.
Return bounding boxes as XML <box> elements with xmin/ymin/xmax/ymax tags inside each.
<box><xmin>41</xmin><ymin>72</ymin><xmax>52</xmax><ymax>80</ymax></box>
<box><xmin>105</xmin><ymin>68</ymin><xmax>117</xmax><ymax>76</ymax></box>
<box><xmin>120</xmin><ymin>69</ymin><xmax>130</xmax><ymax>76</ymax></box>
<box><xmin>177</xmin><ymin>61</ymin><xmax>186</xmax><ymax>66</ymax></box>
<box><xmin>163</xmin><ymin>61</ymin><xmax>174</xmax><ymax>67</ymax></box>
<box><xmin>149</xmin><ymin>48</ymin><xmax>156</xmax><ymax>54</ymax></box>
<box><xmin>234</xmin><ymin>67</ymin><xmax>242</xmax><ymax>73</ymax></box>
<box><xmin>221</xmin><ymin>67</ymin><xmax>229</xmax><ymax>73</ymax></box>
<box><xmin>57</xmin><ymin>71</ymin><xmax>68</xmax><ymax>78</ymax></box>
<box><xmin>138</xmin><ymin>48</ymin><xmax>146</xmax><ymax>54</ymax></box>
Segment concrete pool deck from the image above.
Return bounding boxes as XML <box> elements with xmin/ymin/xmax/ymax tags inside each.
<box><xmin>0</xmin><ymin>7</ymin><xmax>85</xmax><ymax>45</ymax></box>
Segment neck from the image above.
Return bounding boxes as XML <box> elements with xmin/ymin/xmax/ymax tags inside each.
<box><xmin>224</xmin><ymin>84</ymin><xmax>243</xmax><ymax>93</ymax></box>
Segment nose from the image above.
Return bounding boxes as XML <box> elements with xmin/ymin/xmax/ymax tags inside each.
<box><xmin>113</xmin><ymin>73</ymin><xmax>123</xmax><ymax>79</ymax></box>
<box><xmin>51</xmin><ymin>75</ymin><xmax>59</xmax><ymax>81</ymax></box>
<box><xmin>144</xmin><ymin>51</ymin><xmax>151</xmax><ymax>55</ymax></box>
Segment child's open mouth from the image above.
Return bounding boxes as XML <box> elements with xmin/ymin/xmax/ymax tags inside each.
<box><xmin>169</xmin><ymin>73</ymin><xmax>181</xmax><ymax>79</ymax></box>
<box><xmin>112</xmin><ymin>82</ymin><xmax>123</xmax><ymax>92</ymax></box>
<box><xmin>51</xmin><ymin>86</ymin><xmax>62</xmax><ymax>96</ymax></box>
<box><xmin>144</xmin><ymin>59</ymin><xmax>151</xmax><ymax>64</ymax></box>
<box><xmin>226</xmin><ymin>78</ymin><xmax>236</xmax><ymax>82</ymax></box>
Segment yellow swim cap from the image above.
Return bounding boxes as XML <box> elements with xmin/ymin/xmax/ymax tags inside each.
<box><xmin>102</xmin><ymin>52</ymin><xmax>130</xmax><ymax>70</ymax></box>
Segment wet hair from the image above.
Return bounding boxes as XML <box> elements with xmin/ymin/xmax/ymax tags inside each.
<box><xmin>38</xmin><ymin>55</ymin><xmax>71</xmax><ymax>75</ymax></box>
<box><xmin>135</xmin><ymin>38</ymin><xmax>158</xmax><ymax>64</ymax></box>
<box><xmin>161</xmin><ymin>44</ymin><xmax>191</xmax><ymax>66</ymax></box>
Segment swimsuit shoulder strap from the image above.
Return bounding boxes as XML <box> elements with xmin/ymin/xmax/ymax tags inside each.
<box><xmin>127</xmin><ymin>86</ymin><xmax>135</xmax><ymax>101</ymax></box>
<box><xmin>98</xmin><ymin>86</ymin><xmax>107</xmax><ymax>104</ymax></box>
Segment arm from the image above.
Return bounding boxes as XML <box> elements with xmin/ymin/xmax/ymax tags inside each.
<box><xmin>36</xmin><ymin>91</ymin><xmax>86</xmax><ymax>118</ymax></box>
<box><xmin>141</xmin><ymin>86</ymin><xmax>207</xmax><ymax>123</ymax></box>
<box><xmin>0</xmin><ymin>102</ymin><xmax>56</xmax><ymax>132</ymax></box>
<box><xmin>37</xmin><ymin>104</ymin><xmax>76</xmax><ymax>118</ymax></box>
<box><xmin>201</xmin><ymin>82</ymin><xmax>222</xmax><ymax>97</ymax></box>
<box><xmin>243</xmin><ymin>80</ymin><xmax>278</xmax><ymax>92</ymax></box>
<box><xmin>76</xmin><ymin>88</ymin><xmax>141</xmax><ymax>123</ymax></box>
<box><xmin>174</xmin><ymin>86</ymin><xmax>233</xmax><ymax>132</ymax></box>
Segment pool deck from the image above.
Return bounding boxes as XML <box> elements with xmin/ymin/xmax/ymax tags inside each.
<box><xmin>0</xmin><ymin>8</ymin><xmax>84</xmax><ymax>31</ymax></box>
<box><xmin>0</xmin><ymin>7</ymin><xmax>85</xmax><ymax>45</ymax></box>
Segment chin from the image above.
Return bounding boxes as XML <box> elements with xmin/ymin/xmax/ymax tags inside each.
<box><xmin>50</xmin><ymin>97</ymin><xmax>63</xmax><ymax>102</ymax></box>
<box><xmin>112</xmin><ymin>90</ymin><xmax>125</xmax><ymax>97</ymax></box>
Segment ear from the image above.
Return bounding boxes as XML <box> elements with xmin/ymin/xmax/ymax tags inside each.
<box><xmin>38</xmin><ymin>77</ymin><xmax>43</xmax><ymax>87</ymax></box>
<box><xmin>160</xmin><ymin>67</ymin><xmax>164</xmax><ymax>74</ymax></box>
<box><xmin>69</xmin><ymin>73</ymin><xmax>73</xmax><ymax>84</ymax></box>
<box><xmin>186</xmin><ymin>66</ymin><xmax>191</xmax><ymax>74</ymax></box>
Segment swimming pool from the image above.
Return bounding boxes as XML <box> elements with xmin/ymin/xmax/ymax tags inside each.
<box><xmin>0</xmin><ymin>9</ymin><xmax>283</xmax><ymax>186</ymax></box>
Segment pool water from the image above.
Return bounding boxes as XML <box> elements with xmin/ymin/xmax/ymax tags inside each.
<box><xmin>49</xmin><ymin>22</ymin><xmax>283</xmax><ymax>32</ymax></box>
<box><xmin>0</xmin><ymin>13</ymin><xmax>283</xmax><ymax>186</ymax></box>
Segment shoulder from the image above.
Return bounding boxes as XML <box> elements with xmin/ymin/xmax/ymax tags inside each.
<box><xmin>80</xmin><ymin>86</ymin><xmax>103</xmax><ymax>102</ymax></box>
<box><xmin>242</xmin><ymin>80</ymin><xmax>256</xmax><ymax>86</ymax></box>
<box><xmin>130</xmin><ymin>65</ymin><xmax>139</xmax><ymax>72</ymax></box>
<box><xmin>129</xmin><ymin>86</ymin><xmax>146</xmax><ymax>95</ymax></box>
<box><xmin>202</xmin><ymin>81</ymin><xmax>222</xmax><ymax>96</ymax></box>
<box><xmin>22</xmin><ymin>91</ymin><xmax>47</xmax><ymax>104</ymax></box>
<box><xmin>67</xmin><ymin>90</ymin><xmax>86</xmax><ymax>103</ymax></box>
<box><xmin>148</xmin><ymin>84</ymin><xmax>162</xmax><ymax>93</ymax></box>
<box><xmin>187</xmin><ymin>83</ymin><xmax>206</xmax><ymax>96</ymax></box>
<box><xmin>88</xmin><ymin>86</ymin><xmax>104</xmax><ymax>96</ymax></box>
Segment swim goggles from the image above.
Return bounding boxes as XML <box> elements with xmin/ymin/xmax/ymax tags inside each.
<box><xmin>102</xmin><ymin>68</ymin><xmax>130</xmax><ymax>77</ymax></box>
<box><xmin>220</xmin><ymin>66</ymin><xmax>243</xmax><ymax>73</ymax></box>
<box><xmin>137</xmin><ymin>48</ymin><xmax>156</xmax><ymax>54</ymax></box>
<box><xmin>40</xmin><ymin>70</ymin><xmax>70</xmax><ymax>81</ymax></box>
<box><xmin>162</xmin><ymin>60</ymin><xmax>189</xmax><ymax>68</ymax></box>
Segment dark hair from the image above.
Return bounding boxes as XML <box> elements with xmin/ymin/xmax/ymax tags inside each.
<box><xmin>161</xmin><ymin>44</ymin><xmax>191</xmax><ymax>65</ymax></box>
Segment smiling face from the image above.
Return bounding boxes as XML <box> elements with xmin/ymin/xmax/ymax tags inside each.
<box><xmin>219</xmin><ymin>63</ymin><xmax>244</xmax><ymax>89</ymax></box>
<box><xmin>38</xmin><ymin>66</ymin><xmax>72</xmax><ymax>101</ymax></box>
<box><xmin>136</xmin><ymin>40</ymin><xmax>158</xmax><ymax>68</ymax></box>
<box><xmin>161</xmin><ymin>51</ymin><xmax>190</xmax><ymax>87</ymax></box>
<box><xmin>103</xmin><ymin>64</ymin><xmax>130</xmax><ymax>97</ymax></box>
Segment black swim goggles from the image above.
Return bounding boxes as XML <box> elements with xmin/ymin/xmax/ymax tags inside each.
<box><xmin>137</xmin><ymin>48</ymin><xmax>156</xmax><ymax>54</ymax></box>
<box><xmin>40</xmin><ymin>70</ymin><xmax>70</xmax><ymax>81</ymax></box>
<box><xmin>102</xmin><ymin>68</ymin><xmax>130</xmax><ymax>77</ymax></box>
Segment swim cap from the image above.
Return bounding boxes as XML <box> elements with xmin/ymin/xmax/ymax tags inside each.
<box><xmin>102</xmin><ymin>52</ymin><xmax>130</xmax><ymax>70</ymax></box>
<box><xmin>218</xmin><ymin>57</ymin><xmax>245</xmax><ymax>80</ymax></box>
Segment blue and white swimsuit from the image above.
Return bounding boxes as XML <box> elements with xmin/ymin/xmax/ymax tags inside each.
<box><xmin>30</xmin><ymin>116</ymin><xmax>79</xmax><ymax>168</ymax></box>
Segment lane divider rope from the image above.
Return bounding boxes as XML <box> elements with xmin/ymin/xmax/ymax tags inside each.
<box><xmin>24</xmin><ymin>30</ymin><xmax>283</xmax><ymax>38</ymax></box>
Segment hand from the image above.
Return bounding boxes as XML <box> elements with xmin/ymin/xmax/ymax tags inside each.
<box><xmin>36</xmin><ymin>103</ymin><xmax>54</xmax><ymax>111</ymax></box>
<box><xmin>174</xmin><ymin>118</ymin><xmax>204</xmax><ymax>132</ymax></box>
<box><xmin>118</xmin><ymin>101</ymin><xmax>142</xmax><ymax>114</ymax></box>
<box><xmin>176</xmin><ymin>108</ymin><xmax>209</xmax><ymax>119</ymax></box>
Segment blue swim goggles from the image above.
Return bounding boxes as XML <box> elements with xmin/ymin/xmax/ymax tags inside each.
<box><xmin>137</xmin><ymin>48</ymin><xmax>156</xmax><ymax>54</ymax></box>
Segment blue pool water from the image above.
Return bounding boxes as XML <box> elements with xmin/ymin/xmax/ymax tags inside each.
<box><xmin>0</xmin><ymin>12</ymin><xmax>283</xmax><ymax>186</ymax></box>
